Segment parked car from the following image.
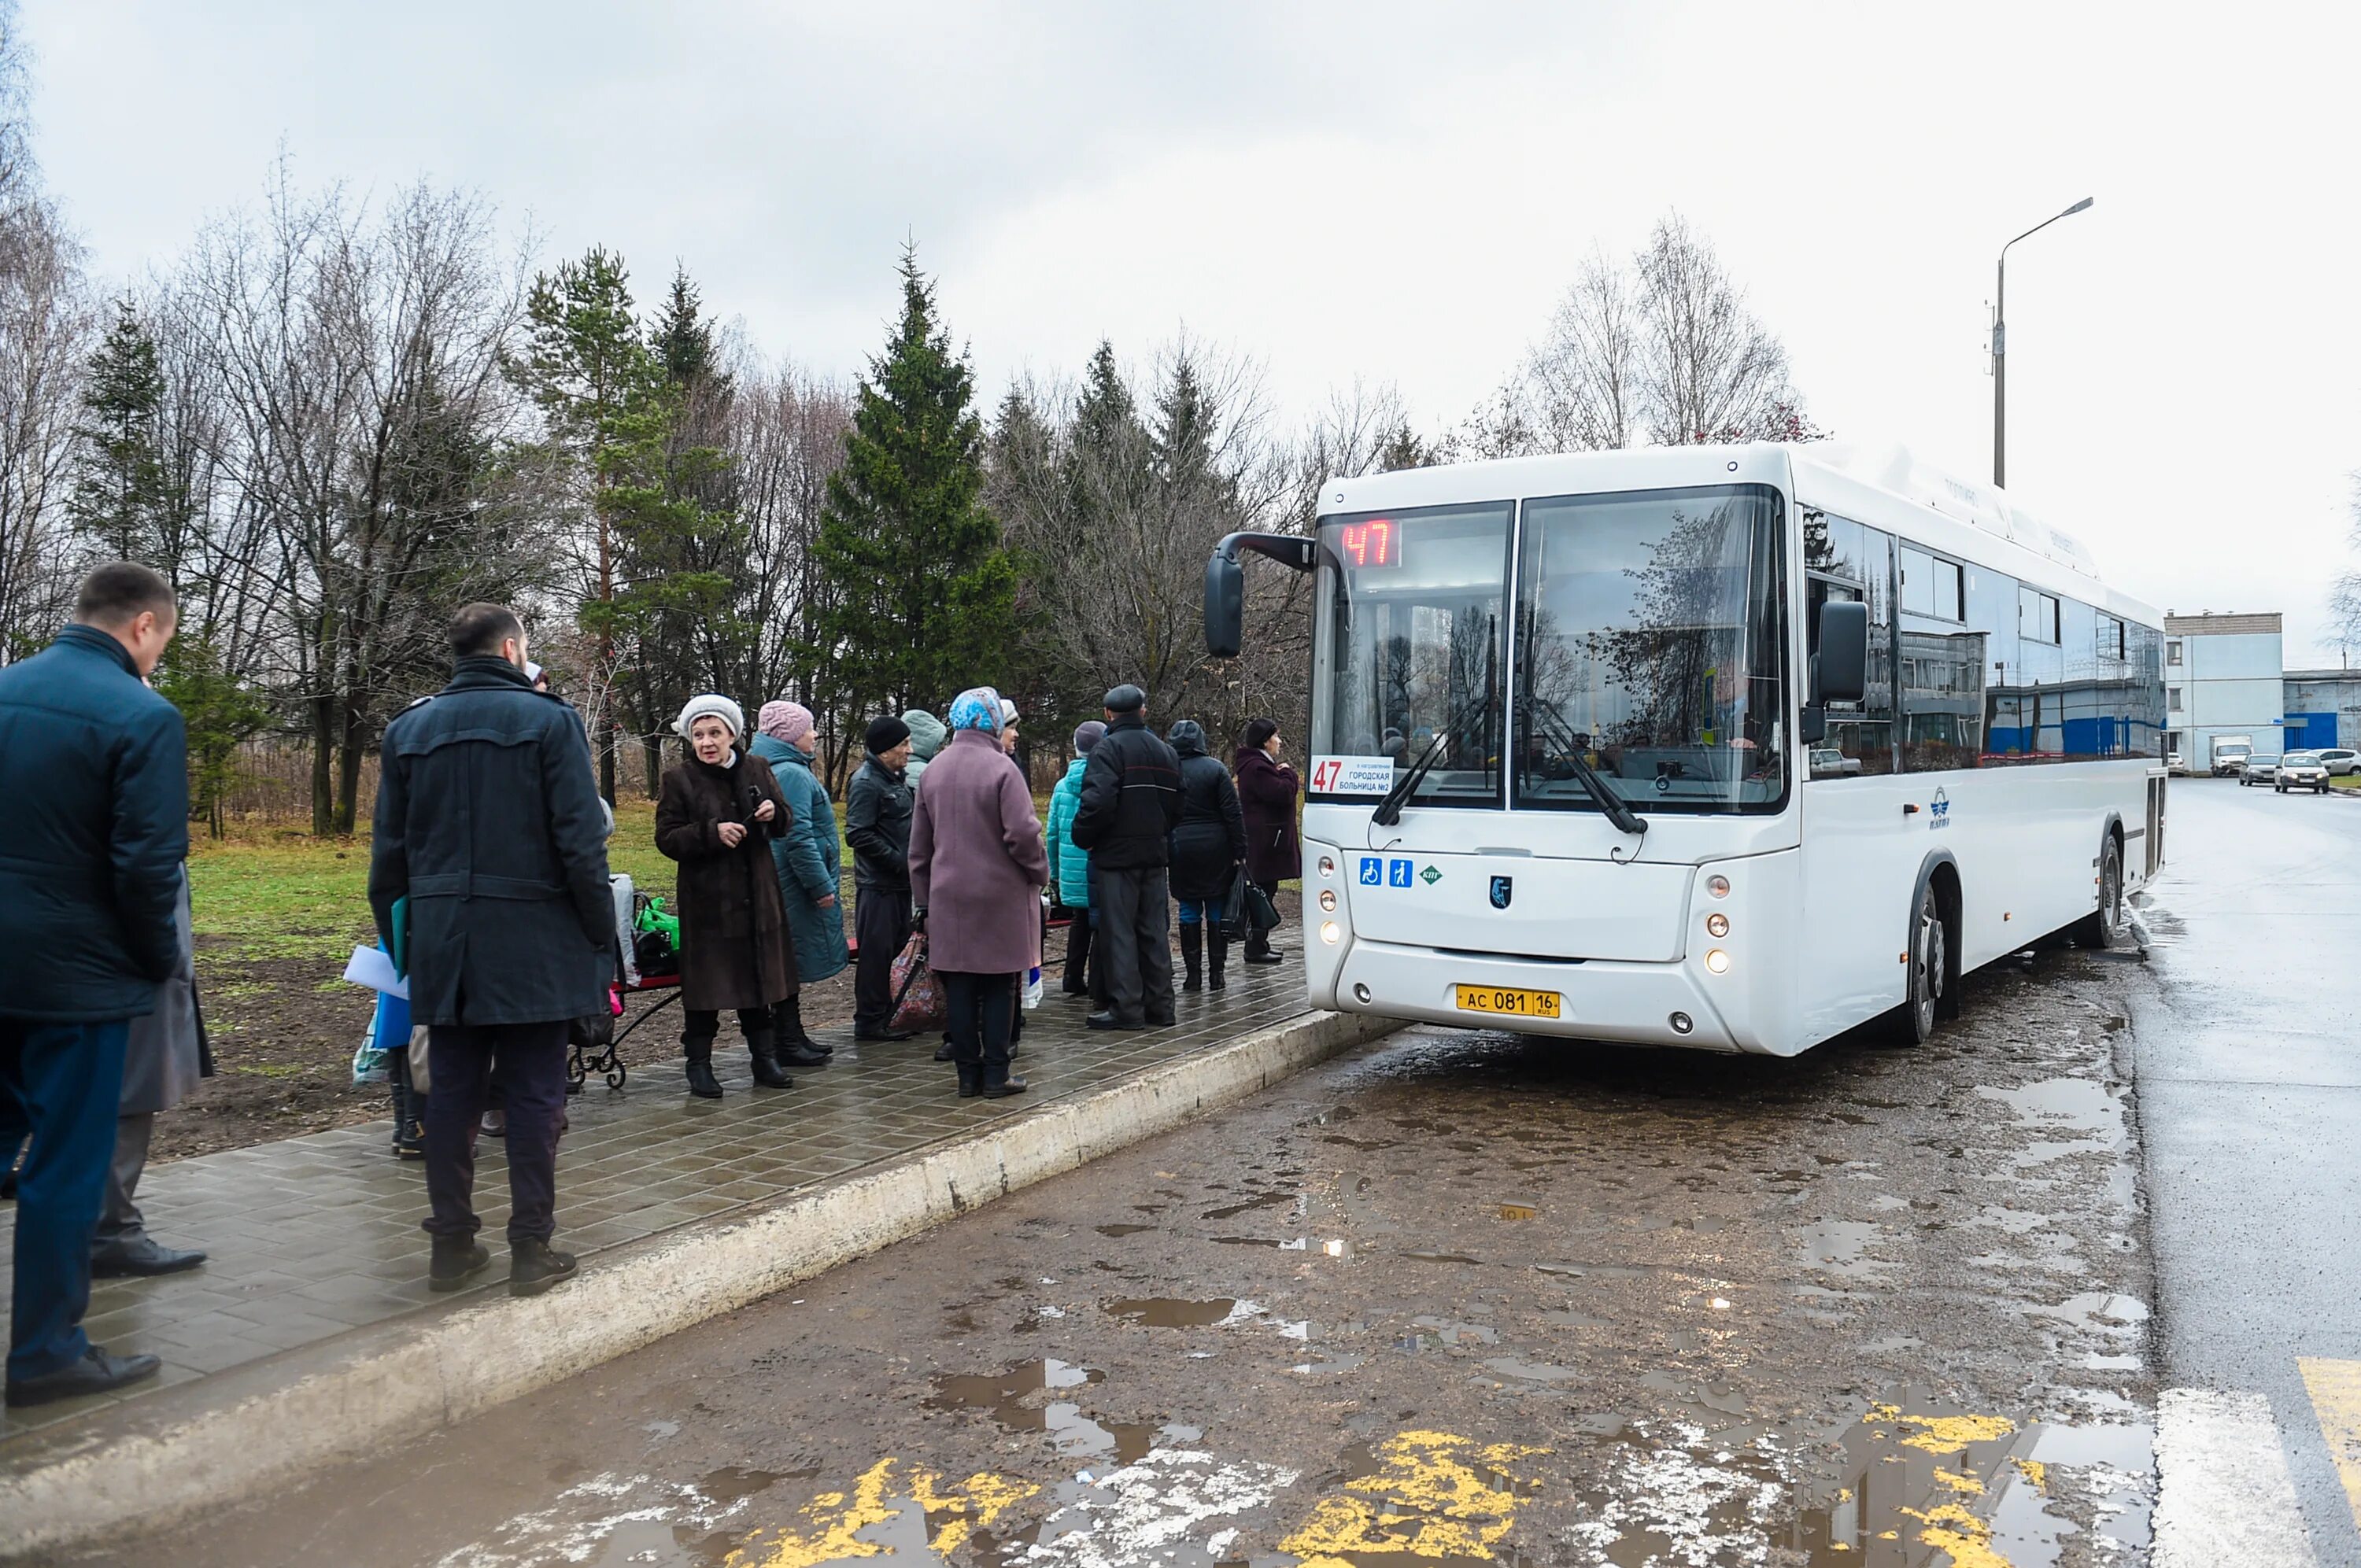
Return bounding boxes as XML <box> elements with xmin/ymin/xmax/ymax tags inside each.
<box><xmin>2240</xmin><ymin>754</ymin><xmax>2282</xmax><ymax>786</ymax></box>
<box><xmin>1809</xmin><ymin>746</ymin><xmax>1863</xmax><ymax>777</ymax></box>
<box><xmin>2167</xmin><ymin>751</ymin><xmax>2189</xmax><ymax>777</ymax></box>
<box><xmin>2278</xmin><ymin>751</ymin><xmax>2333</xmax><ymax>793</ymax></box>
<box><xmin>2317</xmin><ymin>747</ymin><xmax>2360</xmax><ymax>777</ymax></box>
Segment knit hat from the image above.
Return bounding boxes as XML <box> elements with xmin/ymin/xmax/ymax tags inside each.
<box><xmin>902</xmin><ymin>708</ymin><xmax>948</xmax><ymax>760</ymax></box>
<box><xmin>949</xmin><ymin>687</ymin><xmax>1005</xmax><ymax>732</ymax></box>
<box><xmin>1241</xmin><ymin>717</ymin><xmax>1278</xmax><ymax>751</ymax></box>
<box><xmin>759</xmin><ymin>699</ymin><xmax>814</xmax><ymax>745</ymax></box>
<box><xmin>866</xmin><ymin>714</ymin><xmax>912</xmax><ymax>754</ymax></box>
<box><xmin>999</xmin><ymin>698</ymin><xmax>1020</xmax><ymax>729</ymax></box>
<box><xmin>674</xmin><ymin>693</ymin><xmax>743</xmax><ymax>741</ymax></box>
<box><xmin>1072</xmin><ymin>720</ymin><xmax>1107</xmax><ymax>755</ymax></box>
<box><xmin>1103</xmin><ymin>683</ymin><xmax>1146</xmax><ymax>714</ymax></box>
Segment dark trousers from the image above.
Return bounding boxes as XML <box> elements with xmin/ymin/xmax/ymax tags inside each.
<box><xmin>940</xmin><ymin>972</ymin><xmax>1017</xmax><ymax>1080</ymax></box>
<box><xmin>1248</xmin><ymin>879</ymin><xmax>1282</xmax><ymax>956</ymax></box>
<box><xmin>1098</xmin><ymin>866</ymin><xmax>1175</xmax><ymax>1025</ymax></box>
<box><xmin>97</xmin><ymin>1112</ymin><xmax>154</xmax><ymax>1246</ymax></box>
<box><xmin>854</xmin><ymin>885</ymin><xmax>913</xmax><ymax>1032</ymax></box>
<box><xmin>423</xmin><ymin>1022</ymin><xmax>568</xmax><ymax>1245</ymax></box>
<box><xmin>0</xmin><ymin>1016</ymin><xmax>127</xmax><ymax>1382</ymax></box>
<box><xmin>1061</xmin><ymin>910</ymin><xmax>1094</xmax><ymax>994</ymax></box>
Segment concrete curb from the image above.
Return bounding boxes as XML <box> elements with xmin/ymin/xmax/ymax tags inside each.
<box><xmin>0</xmin><ymin>1007</ymin><xmax>1399</xmax><ymax>1558</ymax></box>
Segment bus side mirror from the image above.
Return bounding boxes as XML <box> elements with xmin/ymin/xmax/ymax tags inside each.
<box><xmin>1816</xmin><ymin>600</ymin><xmax>1868</xmax><ymax>706</ymax></box>
<box><xmin>1205</xmin><ymin>552</ymin><xmax>1244</xmax><ymax>659</ymax></box>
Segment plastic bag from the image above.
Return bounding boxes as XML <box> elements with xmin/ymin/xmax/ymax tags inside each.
<box><xmin>351</xmin><ymin>1035</ymin><xmax>390</xmax><ymax>1087</ymax></box>
<box><xmin>889</xmin><ymin>932</ymin><xmax>947</xmax><ymax>1034</ymax></box>
<box><xmin>1022</xmin><ymin>966</ymin><xmax>1044</xmax><ymax>1010</ymax></box>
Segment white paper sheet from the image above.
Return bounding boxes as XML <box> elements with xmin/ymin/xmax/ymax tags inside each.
<box><xmin>342</xmin><ymin>943</ymin><xmax>408</xmax><ymax>999</ymax></box>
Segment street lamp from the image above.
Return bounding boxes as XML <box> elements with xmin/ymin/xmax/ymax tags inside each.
<box><xmin>1992</xmin><ymin>196</ymin><xmax>2093</xmax><ymax>489</ymax></box>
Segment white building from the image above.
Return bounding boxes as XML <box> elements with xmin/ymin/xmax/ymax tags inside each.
<box><xmin>2163</xmin><ymin>611</ymin><xmax>2284</xmax><ymax>766</ymax></box>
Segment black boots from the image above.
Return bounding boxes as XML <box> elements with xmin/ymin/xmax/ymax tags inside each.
<box><xmin>776</xmin><ymin>997</ymin><xmax>830</xmax><ymax>1067</ymax></box>
<box><xmin>430</xmin><ymin>1237</ymin><xmax>492</xmax><ymax>1293</ymax></box>
<box><xmin>983</xmin><ymin>1073</ymin><xmax>1028</xmax><ymax>1100</ymax></box>
<box><xmin>745</xmin><ymin>1029</ymin><xmax>793</xmax><ymax>1090</ymax></box>
<box><xmin>1208</xmin><ymin>929</ymin><xmax>1229</xmax><ymax>991</ymax></box>
<box><xmin>684</xmin><ymin>1039</ymin><xmax>724</xmax><ymax>1099</ymax></box>
<box><xmin>956</xmin><ymin>1063</ymin><xmax>982</xmax><ymax>1098</ymax></box>
<box><xmin>1180</xmin><ymin>924</ymin><xmax>1203</xmax><ymax>992</ymax></box>
<box><xmin>509</xmin><ymin>1238</ymin><xmax>578</xmax><ymax>1297</ymax></box>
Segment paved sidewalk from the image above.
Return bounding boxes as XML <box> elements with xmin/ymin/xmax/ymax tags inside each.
<box><xmin>0</xmin><ymin>965</ymin><xmax>1310</xmax><ymax>1444</ymax></box>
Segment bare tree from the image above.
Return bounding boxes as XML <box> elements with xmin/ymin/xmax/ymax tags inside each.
<box><xmin>0</xmin><ymin>199</ymin><xmax>86</xmax><ymax>657</ymax></box>
<box><xmin>1633</xmin><ymin>213</ymin><xmax>1796</xmax><ymax>444</ymax></box>
<box><xmin>1524</xmin><ymin>247</ymin><xmax>1643</xmax><ymax>452</ymax></box>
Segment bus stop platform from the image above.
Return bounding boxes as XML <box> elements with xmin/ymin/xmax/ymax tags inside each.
<box><xmin>0</xmin><ymin>965</ymin><xmax>1337</xmax><ymax>1457</ymax></box>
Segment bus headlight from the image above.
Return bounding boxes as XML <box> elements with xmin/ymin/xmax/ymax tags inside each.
<box><xmin>1705</xmin><ymin>949</ymin><xmax>1731</xmax><ymax>974</ymax></box>
<box><xmin>1319</xmin><ymin>890</ymin><xmax>1336</xmax><ymax>912</ymax></box>
<box><xmin>1321</xmin><ymin>921</ymin><xmax>1341</xmax><ymax>945</ymax></box>
<box><xmin>1705</xmin><ymin>913</ymin><xmax>1729</xmax><ymax>938</ymax></box>
<box><xmin>1318</xmin><ymin>856</ymin><xmax>1336</xmax><ymax>879</ymax></box>
<box><xmin>1706</xmin><ymin>874</ymin><xmax>1731</xmax><ymax>898</ymax></box>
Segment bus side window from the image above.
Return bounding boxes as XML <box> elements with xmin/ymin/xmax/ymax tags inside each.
<box><xmin>1807</xmin><ymin>559</ymin><xmax>1890</xmax><ymax>780</ymax></box>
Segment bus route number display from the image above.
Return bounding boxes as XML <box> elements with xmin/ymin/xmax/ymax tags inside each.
<box><xmin>1336</xmin><ymin>519</ymin><xmax>1397</xmax><ymax>568</ymax></box>
<box><xmin>1310</xmin><ymin>755</ymin><xmax>1395</xmax><ymax>795</ymax></box>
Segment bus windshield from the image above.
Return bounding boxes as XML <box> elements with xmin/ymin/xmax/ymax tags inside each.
<box><xmin>1306</xmin><ymin>485</ymin><xmax>1788</xmax><ymax>814</ymax></box>
<box><xmin>1515</xmin><ymin>485</ymin><xmax>1787</xmax><ymax>814</ymax></box>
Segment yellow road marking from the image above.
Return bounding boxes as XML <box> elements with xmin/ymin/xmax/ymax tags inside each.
<box><xmin>726</xmin><ymin>1457</ymin><xmax>1036</xmax><ymax>1568</ymax></box>
<box><xmin>2300</xmin><ymin>1357</ymin><xmax>2361</xmax><ymax>1536</ymax></box>
<box><xmin>1280</xmin><ymin>1430</ymin><xmax>1545</xmax><ymax>1567</ymax></box>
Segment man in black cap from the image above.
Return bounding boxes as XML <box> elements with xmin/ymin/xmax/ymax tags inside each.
<box><xmin>846</xmin><ymin>714</ymin><xmax>918</xmax><ymax>1039</ymax></box>
<box><xmin>1070</xmin><ymin>684</ymin><xmax>1183</xmax><ymax>1029</ymax></box>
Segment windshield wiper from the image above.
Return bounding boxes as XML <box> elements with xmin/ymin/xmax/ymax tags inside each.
<box><xmin>1530</xmin><ymin>704</ymin><xmax>1647</xmax><ymax>838</ymax></box>
<box><xmin>1372</xmin><ymin>688</ymin><xmax>1494</xmax><ymax>828</ymax></box>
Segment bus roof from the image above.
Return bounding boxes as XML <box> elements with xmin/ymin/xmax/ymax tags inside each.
<box><xmin>1322</xmin><ymin>440</ymin><xmax>2160</xmax><ymax>628</ymax></box>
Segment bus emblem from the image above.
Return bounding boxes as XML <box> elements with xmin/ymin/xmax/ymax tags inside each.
<box><xmin>1490</xmin><ymin>876</ymin><xmax>1514</xmax><ymax>909</ymax></box>
<box><xmin>1930</xmin><ymin>788</ymin><xmax>1952</xmax><ymax>830</ymax></box>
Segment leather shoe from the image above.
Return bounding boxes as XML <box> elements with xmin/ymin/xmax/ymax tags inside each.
<box><xmin>6</xmin><ymin>1346</ymin><xmax>161</xmax><ymax>1408</ymax></box>
<box><xmin>510</xmin><ymin>1238</ymin><xmax>578</xmax><ymax>1297</ymax></box>
<box><xmin>778</xmin><ymin>1042</ymin><xmax>829</xmax><ymax>1068</ymax></box>
<box><xmin>1086</xmin><ymin>1010</ymin><xmax>1145</xmax><ymax>1031</ymax></box>
<box><xmin>91</xmin><ymin>1236</ymin><xmax>207</xmax><ymax>1278</ymax></box>
<box><xmin>981</xmin><ymin>1075</ymin><xmax>1029</xmax><ymax>1099</ymax></box>
<box><xmin>1243</xmin><ymin>949</ymin><xmax>1286</xmax><ymax>965</ymax></box>
<box><xmin>430</xmin><ymin>1240</ymin><xmax>492</xmax><ymax>1292</ymax></box>
<box><xmin>934</xmin><ymin>1039</ymin><xmax>957</xmax><ymax>1062</ymax></box>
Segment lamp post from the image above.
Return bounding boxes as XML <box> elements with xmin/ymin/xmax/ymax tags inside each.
<box><xmin>1992</xmin><ymin>196</ymin><xmax>2093</xmax><ymax>489</ymax></box>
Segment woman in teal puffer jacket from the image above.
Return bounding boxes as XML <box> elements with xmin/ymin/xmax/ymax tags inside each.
<box><xmin>1045</xmin><ymin>721</ymin><xmax>1106</xmax><ymax>997</ymax></box>
<box><xmin>752</xmin><ymin>700</ymin><xmax>848</xmax><ymax>1062</ymax></box>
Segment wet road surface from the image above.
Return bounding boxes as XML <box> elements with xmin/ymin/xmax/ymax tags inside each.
<box><xmin>83</xmin><ymin>921</ymin><xmax>2162</xmax><ymax>1566</ymax></box>
<box><xmin>2136</xmin><ymin>779</ymin><xmax>2361</xmax><ymax>1562</ymax></box>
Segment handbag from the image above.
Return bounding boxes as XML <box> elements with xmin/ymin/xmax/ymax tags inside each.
<box><xmin>1245</xmin><ymin>878</ymin><xmax>1281</xmax><ymax>934</ymax></box>
<box><xmin>889</xmin><ymin>931</ymin><xmax>947</xmax><ymax>1034</ymax></box>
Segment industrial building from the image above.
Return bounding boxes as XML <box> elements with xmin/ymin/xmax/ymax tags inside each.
<box><xmin>2161</xmin><ymin>610</ymin><xmax>2361</xmax><ymax>762</ymax></box>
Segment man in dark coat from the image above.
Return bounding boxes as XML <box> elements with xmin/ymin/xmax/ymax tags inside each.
<box><xmin>1070</xmin><ymin>684</ymin><xmax>1183</xmax><ymax>1031</ymax></box>
<box><xmin>369</xmin><ymin>603</ymin><xmax>611</xmax><ymax>1298</ymax></box>
<box><xmin>845</xmin><ymin>715</ymin><xmax>917</xmax><ymax>1041</ymax></box>
<box><xmin>0</xmin><ymin>563</ymin><xmax>183</xmax><ymax>1408</ymax></box>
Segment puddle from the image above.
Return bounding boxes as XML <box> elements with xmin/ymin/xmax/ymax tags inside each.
<box><xmin>1096</xmin><ymin>1223</ymin><xmax>1155</xmax><ymax>1238</ymax></box>
<box><xmin>1107</xmin><ymin>1297</ymin><xmax>1245</xmax><ymax>1327</ymax></box>
<box><xmin>1497</xmin><ymin>1201</ymin><xmax>1539</xmax><ymax>1221</ymax></box>
<box><xmin>927</xmin><ymin>1358</ymin><xmax>1156</xmax><ymax>1465</ymax></box>
<box><xmin>1483</xmin><ymin>1356</ymin><xmax>1580</xmax><ymax>1383</ymax></box>
<box><xmin>1202</xmin><ymin>1190</ymin><xmax>1299</xmax><ymax>1221</ymax></box>
<box><xmin>1291</xmin><ymin>1352</ymin><xmax>1368</xmax><ymax>1375</ymax></box>
<box><xmin>1979</xmin><ymin>1077</ymin><xmax>2127</xmax><ymax>1147</ymax></box>
<box><xmin>1412</xmin><ymin>1315</ymin><xmax>1500</xmax><ymax>1346</ymax></box>
<box><xmin>1401</xmin><ymin>1249</ymin><xmax>1484</xmax><ymax>1265</ymax></box>
<box><xmin>1798</xmin><ymin>1220</ymin><xmax>1891</xmax><ymax>1280</ymax></box>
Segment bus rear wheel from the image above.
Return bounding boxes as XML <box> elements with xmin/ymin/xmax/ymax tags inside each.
<box><xmin>2072</xmin><ymin>836</ymin><xmax>2123</xmax><ymax>949</ymax></box>
<box><xmin>1886</xmin><ymin>887</ymin><xmax>1945</xmax><ymax>1046</ymax></box>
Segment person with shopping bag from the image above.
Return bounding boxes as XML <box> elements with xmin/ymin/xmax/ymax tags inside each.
<box><xmin>655</xmin><ymin>694</ymin><xmax>800</xmax><ymax>1098</ymax></box>
<box><xmin>1232</xmin><ymin>718</ymin><xmax>1300</xmax><ymax>965</ymax></box>
<box><xmin>907</xmin><ymin>688</ymin><xmax>1047</xmax><ymax>1098</ymax></box>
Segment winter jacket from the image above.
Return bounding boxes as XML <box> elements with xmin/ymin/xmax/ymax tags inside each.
<box><xmin>121</xmin><ymin>869</ymin><xmax>209</xmax><ymax>1113</ymax></box>
<box><xmin>370</xmin><ymin>657</ymin><xmax>611</xmax><ymax>1028</ymax></box>
<box><xmin>1045</xmin><ymin>757</ymin><xmax>1092</xmax><ymax>909</ymax></box>
<box><xmin>845</xmin><ymin>753</ymin><xmax>914</xmax><ymax>891</ymax></box>
<box><xmin>1167</xmin><ymin>722</ymin><xmax>1247</xmax><ymax>902</ymax></box>
<box><xmin>655</xmin><ymin>750</ymin><xmax>798</xmax><ymax>1011</ymax></box>
<box><xmin>908</xmin><ymin>729</ymin><xmax>1048</xmax><ymax>976</ymax></box>
<box><xmin>1234</xmin><ymin>745</ymin><xmax>1302</xmax><ymax>883</ymax></box>
<box><xmin>902</xmin><ymin>708</ymin><xmax>948</xmax><ymax>791</ymax></box>
<box><xmin>1070</xmin><ymin>714</ymin><xmax>1182</xmax><ymax>872</ymax></box>
<box><xmin>0</xmin><ymin>624</ymin><xmax>189</xmax><ymax>1021</ymax></box>
<box><xmin>749</xmin><ymin>735</ymin><xmax>849</xmax><ymax>986</ymax></box>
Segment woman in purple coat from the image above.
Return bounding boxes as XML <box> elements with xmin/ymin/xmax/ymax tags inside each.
<box><xmin>1232</xmin><ymin>718</ymin><xmax>1301</xmax><ymax>965</ymax></box>
<box><xmin>909</xmin><ymin>688</ymin><xmax>1049</xmax><ymax>1098</ymax></box>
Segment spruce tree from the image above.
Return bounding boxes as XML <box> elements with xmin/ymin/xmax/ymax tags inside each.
<box><xmin>68</xmin><ymin>298</ymin><xmax>169</xmax><ymax>567</ymax></box>
<box><xmin>810</xmin><ymin>245</ymin><xmax>1014</xmax><ymax>718</ymax></box>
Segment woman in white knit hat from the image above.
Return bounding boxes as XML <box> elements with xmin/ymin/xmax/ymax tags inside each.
<box><xmin>653</xmin><ymin>693</ymin><xmax>800</xmax><ymax>1098</ymax></box>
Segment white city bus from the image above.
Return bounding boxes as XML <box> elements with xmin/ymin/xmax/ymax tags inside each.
<box><xmin>1204</xmin><ymin>441</ymin><xmax>2166</xmax><ymax>1055</ymax></box>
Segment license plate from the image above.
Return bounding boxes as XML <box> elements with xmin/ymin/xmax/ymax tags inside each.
<box><xmin>1454</xmin><ymin>984</ymin><xmax>1561</xmax><ymax>1019</ymax></box>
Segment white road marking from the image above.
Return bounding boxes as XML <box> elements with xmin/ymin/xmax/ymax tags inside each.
<box><xmin>2152</xmin><ymin>1387</ymin><xmax>2321</xmax><ymax>1567</ymax></box>
<box><xmin>1020</xmin><ymin>1450</ymin><xmax>1299</xmax><ymax>1568</ymax></box>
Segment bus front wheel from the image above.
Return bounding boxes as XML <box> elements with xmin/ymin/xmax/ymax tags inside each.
<box><xmin>1886</xmin><ymin>886</ymin><xmax>1945</xmax><ymax>1046</ymax></box>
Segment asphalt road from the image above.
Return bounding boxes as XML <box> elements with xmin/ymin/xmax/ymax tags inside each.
<box><xmin>2134</xmin><ymin>777</ymin><xmax>2361</xmax><ymax>1562</ymax></box>
<box><xmin>83</xmin><ymin>876</ymin><xmax>2167</xmax><ymax>1565</ymax></box>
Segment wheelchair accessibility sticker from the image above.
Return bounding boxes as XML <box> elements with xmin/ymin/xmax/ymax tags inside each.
<box><xmin>1359</xmin><ymin>857</ymin><xmax>1417</xmax><ymax>888</ymax></box>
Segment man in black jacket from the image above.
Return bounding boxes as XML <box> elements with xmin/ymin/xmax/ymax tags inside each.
<box><xmin>0</xmin><ymin>563</ymin><xmax>183</xmax><ymax>1408</ymax></box>
<box><xmin>370</xmin><ymin>603</ymin><xmax>611</xmax><ymax>1298</ymax></box>
<box><xmin>1070</xmin><ymin>684</ymin><xmax>1183</xmax><ymax>1030</ymax></box>
<box><xmin>844</xmin><ymin>714</ymin><xmax>916</xmax><ymax>1040</ymax></box>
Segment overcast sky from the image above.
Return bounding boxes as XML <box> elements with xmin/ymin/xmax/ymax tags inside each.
<box><xmin>24</xmin><ymin>2</ymin><xmax>2360</xmax><ymax>663</ymax></box>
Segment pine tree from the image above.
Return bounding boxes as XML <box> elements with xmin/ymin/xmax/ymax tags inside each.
<box><xmin>68</xmin><ymin>298</ymin><xmax>169</xmax><ymax>567</ymax></box>
<box><xmin>809</xmin><ymin>245</ymin><xmax>1014</xmax><ymax>718</ymax></box>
